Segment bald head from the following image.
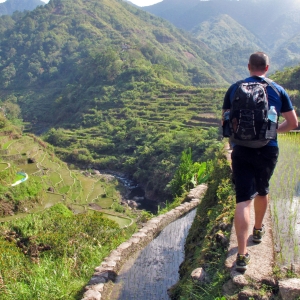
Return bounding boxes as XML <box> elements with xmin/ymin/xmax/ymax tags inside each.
<box><xmin>248</xmin><ymin>52</ymin><xmax>269</xmax><ymax>74</ymax></box>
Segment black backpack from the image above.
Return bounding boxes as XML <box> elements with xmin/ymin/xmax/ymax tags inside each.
<box><xmin>226</xmin><ymin>78</ymin><xmax>280</xmax><ymax>148</ymax></box>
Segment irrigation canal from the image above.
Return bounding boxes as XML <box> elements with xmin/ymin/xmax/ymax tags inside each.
<box><xmin>109</xmin><ymin>209</ymin><xmax>197</xmax><ymax>300</ymax></box>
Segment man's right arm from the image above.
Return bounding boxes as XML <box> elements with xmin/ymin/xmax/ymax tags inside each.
<box><xmin>222</xmin><ymin>85</ymin><xmax>234</xmax><ymax>124</ymax></box>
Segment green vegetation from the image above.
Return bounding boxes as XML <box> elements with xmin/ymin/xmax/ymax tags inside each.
<box><xmin>0</xmin><ymin>203</ymin><xmax>134</xmax><ymax>300</ymax></box>
<box><xmin>0</xmin><ymin>0</ymin><xmax>230</xmax><ymax>200</ymax></box>
<box><xmin>270</xmin><ymin>133</ymin><xmax>300</xmax><ymax>266</ymax></box>
<box><xmin>169</xmin><ymin>150</ymin><xmax>235</xmax><ymax>299</ymax></box>
<box><xmin>168</xmin><ymin>147</ymin><xmax>211</xmax><ymax>197</ymax></box>
<box><xmin>271</xmin><ymin>66</ymin><xmax>300</xmax><ymax>111</ymax></box>
<box><xmin>0</xmin><ymin>115</ymin><xmax>218</xmax><ymax>299</ymax></box>
<box><xmin>0</xmin><ymin>116</ymin><xmax>139</xmax><ymax>299</ymax></box>
<box><xmin>0</xmin><ymin>117</ymin><xmax>127</xmax><ymax>219</ymax></box>
<box><xmin>41</xmin><ymin>84</ymin><xmax>224</xmax><ymax>200</ymax></box>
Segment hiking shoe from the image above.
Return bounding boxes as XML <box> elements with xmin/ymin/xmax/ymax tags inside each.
<box><xmin>235</xmin><ymin>253</ymin><xmax>250</xmax><ymax>272</ymax></box>
<box><xmin>253</xmin><ymin>224</ymin><xmax>265</xmax><ymax>243</ymax></box>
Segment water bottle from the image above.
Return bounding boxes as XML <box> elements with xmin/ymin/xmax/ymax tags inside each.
<box><xmin>222</xmin><ymin>111</ymin><xmax>231</xmax><ymax>137</ymax></box>
<box><xmin>265</xmin><ymin>106</ymin><xmax>277</xmax><ymax>139</ymax></box>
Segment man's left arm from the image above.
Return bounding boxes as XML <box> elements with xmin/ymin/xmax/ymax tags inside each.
<box><xmin>278</xmin><ymin>110</ymin><xmax>298</xmax><ymax>133</ymax></box>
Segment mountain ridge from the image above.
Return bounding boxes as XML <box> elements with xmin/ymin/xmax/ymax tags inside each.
<box><xmin>143</xmin><ymin>0</ymin><xmax>300</xmax><ymax>70</ymax></box>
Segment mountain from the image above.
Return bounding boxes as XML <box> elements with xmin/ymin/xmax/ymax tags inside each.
<box><xmin>143</xmin><ymin>0</ymin><xmax>300</xmax><ymax>71</ymax></box>
<box><xmin>0</xmin><ymin>0</ymin><xmax>233</xmax><ymax>94</ymax></box>
<box><xmin>0</xmin><ymin>0</ymin><xmax>228</xmax><ymax>199</ymax></box>
<box><xmin>0</xmin><ymin>0</ymin><xmax>45</xmax><ymax>16</ymax></box>
<box><xmin>272</xmin><ymin>33</ymin><xmax>300</xmax><ymax>69</ymax></box>
<box><xmin>0</xmin><ymin>0</ymin><xmax>235</xmax><ymax>127</ymax></box>
<box><xmin>191</xmin><ymin>14</ymin><xmax>265</xmax><ymax>52</ymax></box>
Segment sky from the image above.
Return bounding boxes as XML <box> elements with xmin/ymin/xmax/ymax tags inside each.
<box><xmin>127</xmin><ymin>0</ymin><xmax>162</xmax><ymax>6</ymax></box>
<box><xmin>0</xmin><ymin>0</ymin><xmax>163</xmax><ymax>6</ymax></box>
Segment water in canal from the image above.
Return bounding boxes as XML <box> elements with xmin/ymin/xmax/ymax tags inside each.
<box><xmin>110</xmin><ymin>209</ymin><xmax>196</xmax><ymax>300</ymax></box>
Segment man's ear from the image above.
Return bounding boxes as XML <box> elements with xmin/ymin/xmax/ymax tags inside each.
<box><xmin>265</xmin><ymin>65</ymin><xmax>269</xmax><ymax>72</ymax></box>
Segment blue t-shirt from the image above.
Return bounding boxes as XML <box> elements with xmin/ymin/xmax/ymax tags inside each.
<box><xmin>222</xmin><ymin>76</ymin><xmax>294</xmax><ymax>147</ymax></box>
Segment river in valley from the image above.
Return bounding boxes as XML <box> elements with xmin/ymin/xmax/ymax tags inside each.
<box><xmin>109</xmin><ymin>209</ymin><xmax>196</xmax><ymax>300</ymax></box>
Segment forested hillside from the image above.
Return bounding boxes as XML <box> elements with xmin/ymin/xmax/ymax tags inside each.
<box><xmin>0</xmin><ymin>0</ymin><xmax>233</xmax><ymax>94</ymax></box>
<box><xmin>0</xmin><ymin>0</ymin><xmax>229</xmax><ymax>200</ymax></box>
<box><xmin>271</xmin><ymin>65</ymin><xmax>300</xmax><ymax>112</ymax></box>
<box><xmin>0</xmin><ymin>0</ymin><xmax>237</xmax><ymax>124</ymax></box>
<box><xmin>144</xmin><ymin>0</ymin><xmax>300</xmax><ymax>71</ymax></box>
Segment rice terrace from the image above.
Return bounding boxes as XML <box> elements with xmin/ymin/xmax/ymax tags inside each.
<box><xmin>270</xmin><ymin>132</ymin><xmax>300</xmax><ymax>267</ymax></box>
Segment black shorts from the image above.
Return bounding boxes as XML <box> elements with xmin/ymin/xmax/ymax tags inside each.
<box><xmin>231</xmin><ymin>145</ymin><xmax>279</xmax><ymax>203</ymax></box>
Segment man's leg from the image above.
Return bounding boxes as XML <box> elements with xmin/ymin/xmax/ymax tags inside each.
<box><xmin>254</xmin><ymin>194</ymin><xmax>268</xmax><ymax>229</ymax></box>
<box><xmin>235</xmin><ymin>199</ymin><xmax>252</xmax><ymax>255</ymax></box>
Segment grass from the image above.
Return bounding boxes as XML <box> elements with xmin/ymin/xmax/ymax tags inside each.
<box><xmin>86</xmin><ymin>181</ymin><xmax>106</xmax><ymax>202</ymax></box>
<box><xmin>100</xmin><ymin>212</ymin><xmax>132</xmax><ymax>227</ymax></box>
<box><xmin>0</xmin><ymin>204</ymin><xmax>135</xmax><ymax>300</ymax></box>
<box><xmin>18</xmin><ymin>163</ymin><xmax>39</xmax><ymax>174</ymax></box>
<box><xmin>0</xmin><ymin>162</ymin><xmax>9</xmax><ymax>171</ymax></box>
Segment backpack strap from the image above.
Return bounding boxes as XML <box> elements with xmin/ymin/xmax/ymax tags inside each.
<box><xmin>230</xmin><ymin>80</ymin><xmax>244</xmax><ymax>101</ymax></box>
<box><xmin>231</xmin><ymin>77</ymin><xmax>282</xmax><ymax>103</ymax></box>
<box><xmin>262</xmin><ymin>77</ymin><xmax>281</xmax><ymax>99</ymax></box>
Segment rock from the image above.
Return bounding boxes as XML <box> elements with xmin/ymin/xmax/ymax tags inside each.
<box><xmin>186</xmin><ymin>184</ymin><xmax>207</xmax><ymax>201</ymax></box>
<box><xmin>191</xmin><ymin>268</ymin><xmax>209</xmax><ymax>283</ymax></box>
<box><xmin>279</xmin><ymin>278</ymin><xmax>300</xmax><ymax>300</ymax></box>
<box><xmin>82</xmin><ymin>289</ymin><xmax>101</xmax><ymax>300</ymax></box>
<box><xmin>232</xmin><ymin>272</ymin><xmax>249</xmax><ymax>286</ymax></box>
<box><xmin>47</xmin><ymin>187</ymin><xmax>54</xmax><ymax>192</ymax></box>
<box><xmin>219</xmin><ymin>222</ymin><xmax>231</xmax><ymax>232</ymax></box>
<box><xmin>237</xmin><ymin>288</ymin><xmax>268</xmax><ymax>300</ymax></box>
<box><xmin>85</xmin><ymin>283</ymin><xmax>104</xmax><ymax>292</ymax></box>
<box><xmin>121</xmin><ymin>201</ymin><xmax>128</xmax><ymax>207</ymax></box>
<box><xmin>238</xmin><ymin>288</ymin><xmax>255</xmax><ymax>299</ymax></box>
<box><xmin>222</xmin><ymin>279</ymin><xmax>238</xmax><ymax>296</ymax></box>
<box><xmin>127</xmin><ymin>200</ymin><xmax>138</xmax><ymax>209</ymax></box>
<box><xmin>215</xmin><ymin>232</ymin><xmax>229</xmax><ymax>248</ymax></box>
<box><xmin>92</xmin><ymin>170</ymin><xmax>101</xmax><ymax>175</ymax></box>
<box><xmin>27</xmin><ymin>157</ymin><xmax>36</xmax><ymax>164</ymax></box>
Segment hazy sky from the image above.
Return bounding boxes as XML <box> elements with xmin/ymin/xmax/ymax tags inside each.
<box><xmin>127</xmin><ymin>0</ymin><xmax>162</xmax><ymax>6</ymax></box>
<box><xmin>0</xmin><ymin>0</ymin><xmax>163</xmax><ymax>6</ymax></box>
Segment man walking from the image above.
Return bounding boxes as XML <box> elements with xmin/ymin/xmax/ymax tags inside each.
<box><xmin>222</xmin><ymin>52</ymin><xmax>298</xmax><ymax>271</ymax></box>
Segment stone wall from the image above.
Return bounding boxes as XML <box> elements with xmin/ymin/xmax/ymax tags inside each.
<box><xmin>81</xmin><ymin>184</ymin><xmax>208</xmax><ymax>300</ymax></box>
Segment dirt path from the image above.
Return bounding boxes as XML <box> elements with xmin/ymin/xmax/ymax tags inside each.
<box><xmin>223</xmin><ymin>143</ymin><xmax>276</xmax><ymax>296</ymax></box>
<box><xmin>225</xmin><ymin>203</ymin><xmax>276</xmax><ymax>284</ymax></box>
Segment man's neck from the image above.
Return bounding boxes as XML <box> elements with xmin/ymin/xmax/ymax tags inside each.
<box><xmin>249</xmin><ymin>71</ymin><xmax>267</xmax><ymax>77</ymax></box>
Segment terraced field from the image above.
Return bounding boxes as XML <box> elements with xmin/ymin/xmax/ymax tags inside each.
<box><xmin>47</xmin><ymin>86</ymin><xmax>224</xmax><ymax>162</ymax></box>
<box><xmin>0</xmin><ymin>134</ymin><xmax>132</xmax><ymax>228</ymax></box>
